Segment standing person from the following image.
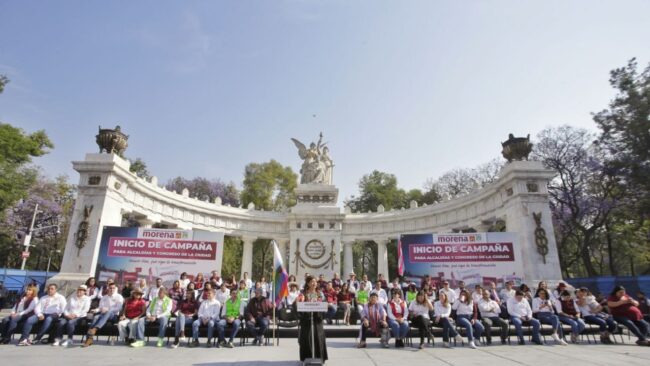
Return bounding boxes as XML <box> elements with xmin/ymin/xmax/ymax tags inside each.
<box><xmin>557</xmin><ymin>290</ymin><xmax>586</xmax><ymax>343</ymax></box>
<box><xmin>531</xmin><ymin>288</ymin><xmax>567</xmax><ymax>345</ymax></box>
<box><xmin>21</xmin><ymin>284</ymin><xmax>67</xmax><ymax>345</ymax></box>
<box><xmin>408</xmin><ymin>290</ymin><xmax>434</xmax><ymax>349</ymax></box>
<box><xmin>296</xmin><ymin>275</ymin><xmax>328</xmax><ymax>363</ymax></box>
<box><xmin>576</xmin><ymin>287</ymin><xmax>616</xmax><ymax>344</ymax></box>
<box><xmin>478</xmin><ymin>289</ymin><xmax>509</xmax><ymax>345</ymax></box>
<box><xmin>117</xmin><ymin>289</ymin><xmax>146</xmax><ymax>345</ymax></box>
<box><xmin>0</xmin><ymin>285</ymin><xmax>37</xmax><ymax>344</ymax></box>
<box><xmin>137</xmin><ymin>287</ymin><xmax>172</xmax><ymax>348</ymax></box>
<box><xmin>452</xmin><ymin>289</ymin><xmax>483</xmax><ymax>349</ymax></box>
<box><xmin>386</xmin><ymin>289</ymin><xmax>409</xmax><ymax>348</ymax></box>
<box><xmin>245</xmin><ymin>287</ymin><xmax>272</xmax><ymax>345</ymax></box>
<box><xmin>171</xmin><ymin>289</ymin><xmax>198</xmax><ymax>348</ymax></box>
<box><xmin>358</xmin><ymin>293</ymin><xmax>390</xmax><ymax>348</ymax></box>
<box><xmin>53</xmin><ymin>285</ymin><xmax>90</xmax><ymax>347</ymax></box>
<box><xmin>217</xmin><ymin>289</ymin><xmax>244</xmax><ymax>348</ymax></box>
<box><xmin>84</xmin><ymin>282</ymin><xmax>123</xmax><ymax>347</ymax></box>
<box><xmin>607</xmin><ymin>285</ymin><xmax>650</xmax><ymax>346</ymax></box>
<box><xmin>507</xmin><ymin>290</ymin><xmax>542</xmax><ymax>345</ymax></box>
<box><xmin>191</xmin><ymin>289</ymin><xmax>220</xmax><ymax>348</ymax></box>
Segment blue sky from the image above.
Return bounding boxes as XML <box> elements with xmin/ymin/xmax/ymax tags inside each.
<box><xmin>1</xmin><ymin>1</ymin><xmax>649</xmax><ymax>203</ymax></box>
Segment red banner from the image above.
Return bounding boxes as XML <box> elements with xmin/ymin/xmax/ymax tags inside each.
<box><xmin>408</xmin><ymin>242</ymin><xmax>514</xmax><ymax>262</ymax></box>
<box><xmin>108</xmin><ymin>237</ymin><xmax>217</xmax><ymax>260</ymax></box>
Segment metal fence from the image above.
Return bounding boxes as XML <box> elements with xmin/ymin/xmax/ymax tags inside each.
<box><xmin>0</xmin><ymin>268</ymin><xmax>59</xmax><ymax>308</ymax></box>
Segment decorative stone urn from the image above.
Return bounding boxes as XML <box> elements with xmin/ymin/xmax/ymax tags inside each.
<box><xmin>96</xmin><ymin>125</ymin><xmax>129</xmax><ymax>155</ymax></box>
<box><xmin>501</xmin><ymin>134</ymin><xmax>533</xmax><ymax>162</ymax></box>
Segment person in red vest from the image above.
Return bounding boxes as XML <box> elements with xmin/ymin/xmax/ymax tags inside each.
<box><xmin>607</xmin><ymin>285</ymin><xmax>650</xmax><ymax>346</ymax></box>
<box><xmin>386</xmin><ymin>289</ymin><xmax>409</xmax><ymax>348</ymax></box>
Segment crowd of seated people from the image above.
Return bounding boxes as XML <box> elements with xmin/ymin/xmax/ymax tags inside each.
<box><xmin>2</xmin><ymin>271</ymin><xmax>650</xmax><ymax>350</ymax></box>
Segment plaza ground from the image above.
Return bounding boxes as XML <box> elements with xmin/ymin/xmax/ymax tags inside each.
<box><xmin>1</xmin><ymin>337</ymin><xmax>650</xmax><ymax>366</ymax></box>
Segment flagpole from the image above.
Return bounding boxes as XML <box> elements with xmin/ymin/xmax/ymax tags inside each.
<box><xmin>272</xmin><ymin>240</ymin><xmax>276</xmax><ymax>346</ymax></box>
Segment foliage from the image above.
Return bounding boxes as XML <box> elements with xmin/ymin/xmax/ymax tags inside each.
<box><xmin>128</xmin><ymin>158</ymin><xmax>151</xmax><ymax>179</ymax></box>
<box><xmin>0</xmin><ymin>124</ymin><xmax>54</xmax><ymax>217</ymax></box>
<box><xmin>166</xmin><ymin>176</ymin><xmax>240</xmax><ymax>207</ymax></box>
<box><xmin>425</xmin><ymin>158</ymin><xmax>503</xmax><ymax>200</ymax></box>
<box><xmin>240</xmin><ymin>160</ymin><xmax>297</xmax><ymax>211</ymax></box>
<box><xmin>220</xmin><ymin>236</ymin><xmax>243</xmax><ymax>278</ymax></box>
<box><xmin>0</xmin><ymin>74</ymin><xmax>8</xmax><ymax>94</ymax></box>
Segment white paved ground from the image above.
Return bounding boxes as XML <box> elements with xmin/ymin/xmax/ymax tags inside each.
<box><xmin>1</xmin><ymin>338</ymin><xmax>650</xmax><ymax>366</ymax></box>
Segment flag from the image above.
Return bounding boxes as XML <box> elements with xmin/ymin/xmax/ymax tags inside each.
<box><xmin>272</xmin><ymin>240</ymin><xmax>289</xmax><ymax>307</ymax></box>
<box><xmin>397</xmin><ymin>236</ymin><xmax>405</xmax><ymax>276</ymax></box>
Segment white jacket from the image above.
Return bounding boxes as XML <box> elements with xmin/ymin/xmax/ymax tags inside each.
<box><xmin>507</xmin><ymin>297</ymin><xmax>532</xmax><ymax>318</ymax></box>
<box><xmin>64</xmin><ymin>294</ymin><xmax>91</xmax><ymax>317</ymax></box>
<box><xmin>198</xmin><ymin>299</ymin><xmax>221</xmax><ymax>321</ymax></box>
<box><xmin>35</xmin><ymin>293</ymin><xmax>67</xmax><ymax>316</ymax></box>
<box><xmin>477</xmin><ymin>298</ymin><xmax>501</xmax><ymax>318</ymax></box>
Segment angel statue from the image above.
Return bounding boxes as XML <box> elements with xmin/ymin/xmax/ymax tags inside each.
<box><xmin>291</xmin><ymin>132</ymin><xmax>333</xmax><ymax>184</ymax></box>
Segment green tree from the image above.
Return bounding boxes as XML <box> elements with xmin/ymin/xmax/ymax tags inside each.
<box><xmin>221</xmin><ymin>236</ymin><xmax>243</xmax><ymax>278</ymax></box>
<box><xmin>0</xmin><ymin>124</ymin><xmax>54</xmax><ymax>216</ymax></box>
<box><xmin>0</xmin><ymin>74</ymin><xmax>8</xmax><ymax>94</ymax></box>
<box><xmin>240</xmin><ymin>160</ymin><xmax>297</xmax><ymax>211</ymax></box>
<box><xmin>345</xmin><ymin>171</ymin><xmax>406</xmax><ymax>212</ymax></box>
<box><xmin>128</xmin><ymin>158</ymin><xmax>151</xmax><ymax>179</ymax></box>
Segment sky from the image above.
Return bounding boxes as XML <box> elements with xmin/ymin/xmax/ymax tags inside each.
<box><xmin>1</xmin><ymin>0</ymin><xmax>649</xmax><ymax>203</ymax></box>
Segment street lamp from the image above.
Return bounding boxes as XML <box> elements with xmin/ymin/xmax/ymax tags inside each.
<box><xmin>20</xmin><ymin>203</ymin><xmax>61</xmax><ymax>270</ymax></box>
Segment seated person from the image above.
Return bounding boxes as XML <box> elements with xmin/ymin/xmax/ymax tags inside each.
<box><xmin>370</xmin><ymin>281</ymin><xmax>388</xmax><ymax>306</ymax></box>
<box><xmin>191</xmin><ymin>289</ymin><xmax>220</xmax><ymax>347</ymax></box>
<box><xmin>607</xmin><ymin>285</ymin><xmax>650</xmax><ymax>346</ymax></box>
<box><xmin>83</xmin><ymin>282</ymin><xmax>124</xmax><ymax>347</ymax></box>
<box><xmin>408</xmin><ymin>290</ymin><xmax>434</xmax><ymax>349</ymax></box>
<box><xmin>137</xmin><ymin>286</ymin><xmax>172</xmax><ymax>348</ymax></box>
<box><xmin>557</xmin><ymin>290</ymin><xmax>586</xmax><ymax>343</ymax></box>
<box><xmin>531</xmin><ymin>288</ymin><xmax>567</xmax><ymax>345</ymax></box>
<box><xmin>245</xmin><ymin>288</ymin><xmax>272</xmax><ymax>345</ymax></box>
<box><xmin>53</xmin><ymin>284</ymin><xmax>91</xmax><ymax>347</ymax></box>
<box><xmin>434</xmin><ymin>291</ymin><xmax>463</xmax><ymax>348</ymax></box>
<box><xmin>117</xmin><ymin>288</ymin><xmax>146</xmax><ymax>346</ymax></box>
<box><xmin>356</xmin><ymin>286</ymin><xmax>369</xmax><ymax>315</ymax></box>
<box><xmin>237</xmin><ymin>280</ymin><xmax>251</xmax><ymax>308</ymax></box>
<box><xmin>386</xmin><ymin>289</ymin><xmax>409</xmax><ymax>348</ymax></box>
<box><xmin>21</xmin><ymin>284</ymin><xmax>67</xmax><ymax>345</ymax></box>
<box><xmin>172</xmin><ymin>289</ymin><xmax>198</xmax><ymax>348</ymax></box>
<box><xmin>0</xmin><ymin>285</ymin><xmax>38</xmax><ymax>344</ymax></box>
<box><xmin>636</xmin><ymin>291</ymin><xmax>650</xmax><ymax>323</ymax></box>
<box><xmin>358</xmin><ymin>292</ymin><xmax>389</xmax><ymax>348</ymax></box>
<box><xmin>478</xmin><ymin>289</ymin><xmax>509</xmax><ymax>345</ymax></box>
<box><xmin>439</xmin><ymin>281</ymin><xmax>457</xmax><ymax>305</ymax></box>
<box><xmin>337</xmin><ymin>283</ymin><xmax>353</xmax><ymax>325</ymax></box>
<box><xmin>576</xmin><ymin>287</ymin><xmax>616</xmax><ymax>344</ymax></box>
<box><xmin>452</xmin><ymin>289</ymin><xmax>484</xmax><ymax>348</ymax></box>
<box><xmin>507</xmin><ymin>290</ymin><xmax>542</xmax><ymax>345</ymax></box>
<box><xmin>323</xmin><ymin>282</ymin><xmax>338</xmax><ymax>324</ymax></box>
<box><xmin>168</xmin><ymin>280</ymin><xmax>186</xmax><ymax>303</ymax></box>
<box><xmin>217</xmin><ymin>289</ymin><xmax>245</xmax><ymax>348</ymax></box>
<box><xmin>405</xmin><ymin>283</ymin><xmax>418</xmax><ymax>305</ymax></box>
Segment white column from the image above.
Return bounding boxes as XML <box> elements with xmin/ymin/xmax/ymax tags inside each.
<box><xmin>375</xmin><ymin>238</ymin><xmax>389</xmax><ymax>281</ymax></box>
<box><xmin>241</xmin><ymin>236</ymin><xmax>255</xmax><ymax>279</ymax></box>
<box><xmin>343</xmin><ymin>241</ymin><xmax>354</xmax><ymax>276</ymax></box>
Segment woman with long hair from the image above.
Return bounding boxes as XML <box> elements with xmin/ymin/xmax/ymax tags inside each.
<box><xmin>408</xmin><ymin>290</ymin><xmax>434</xmax><ymax>349</ymax></box>
<box><xmin>435</xmin><ymin>291</ymin><xmax>463</xmax><ymax>348</ymax></box>
<box><xmin>296</xmin><ymin>275</ymin><xmax>328</xmax><ymax>362</ymax></box>
<box><xmin>0</xmin><ymin>285</ymin><xmax>37</xmax><ymax>344</ymax></box>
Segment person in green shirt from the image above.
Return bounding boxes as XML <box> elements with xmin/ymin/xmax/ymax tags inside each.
<box><xmin>237</xmin><ymin>280</ymin><xmax>250</xmax><ymax>306</ymax></box>
<box><xmin>356</xmin><ymin>288</ymin><xmax>369</xmax><ymax>314</ymax></box>
<box><xmin>217</xmin><ymin>290</ymin><xmax>244</xmax><ymax>348</ymax></box>
<box><xmin>406</xmin><ymin>283</ymin><xmax>418</xmax><ymax>304</ymax></box>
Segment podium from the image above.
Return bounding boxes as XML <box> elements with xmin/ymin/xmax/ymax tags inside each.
<box><xmin>297</xmin><ymin>301</ymin><xmax>328</xmax><ymax>366</ymax></box>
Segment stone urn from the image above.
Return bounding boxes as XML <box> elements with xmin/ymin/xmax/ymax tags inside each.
<box><xmin>96</xmin><ymin>125</ymin><xmax>129</xmax><ymax>155</ymax></box>
<box><xmin>501</xmin><ymin>134</ymin><xmax>533</xmax><ymax>162</ymax></box>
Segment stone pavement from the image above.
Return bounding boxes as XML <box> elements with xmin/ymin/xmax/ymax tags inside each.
<box><xmin>1</xmin><ymin>338</ymin><xmax>650</xmax><ymax>366</ymax></box>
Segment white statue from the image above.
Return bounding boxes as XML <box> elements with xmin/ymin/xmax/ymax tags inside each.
<box><xmin>291</xmin><ymin>132</ymin><xmax>333</xmax><ymax>185</ymax></box>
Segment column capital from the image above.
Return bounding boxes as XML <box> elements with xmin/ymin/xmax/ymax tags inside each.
<box><xmin>240</xmin><ymin>235</ymin><xmax>257</xmax><ymax>243</ymax></box>
<box><xmin>373</xmin><ymin>238</ymin><xmax>390</xmax><ymax>245</ymax></box>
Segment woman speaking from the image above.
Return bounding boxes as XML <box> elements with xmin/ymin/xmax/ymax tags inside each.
<box><xmin>296</xmin><ymin>275</ymin><xmax>328</xmax><ymax>363</ymax></box>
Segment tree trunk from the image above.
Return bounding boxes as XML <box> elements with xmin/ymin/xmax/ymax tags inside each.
<box><xmin>580</xmin><ymin>233</ymin><xmax>598</xmax><ymax>277</ymax></box>
<box><xmin>605</xmin><ymin>223</ymin><xmax>618</xmax><ymax>276</ymax></box>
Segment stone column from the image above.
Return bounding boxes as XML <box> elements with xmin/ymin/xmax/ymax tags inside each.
<box><xmin>343</xmin><ymin>241</ymin><xmax>354</xmax><ymax>276</ymax></box>
<box><xmin>241</xmin><ymin>236</ymin><xmax>256</xmax><ymax>279</ymax></box>
<box><xmin>375</xmin><ymin>238</ymin><xmax>389</xmax><ymax>281</ymax></box>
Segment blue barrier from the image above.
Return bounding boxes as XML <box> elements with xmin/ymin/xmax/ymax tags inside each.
<box><xmin>565</xmin><ymin>276</ymin><xmax>650</xmax><ymax>297</ymax></box>
<box><xmin>0</xmin><ymin>268</ymin><xmax>58</xmax><ymax>294</ymax></box>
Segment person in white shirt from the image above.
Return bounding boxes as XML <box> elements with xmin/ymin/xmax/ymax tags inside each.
<box><xmin>434</xmin><ymin>291</ymin><xmax>463</xmax><ymax>348</ymax></box>
<box><xmin>136</xmin><ymin>287</ymin><xmax>172</xmax><ymax>348</ymax></box>
<box><xmin>408</xmin><ymin>290</ymin><xmax>434</xmax><ymax>349</ymax></box>
<box><xmin>216</xmin><ymin>285</ymin><xmax>230</xmax><ymax>305</ymax></box>
<box><xmin>0</xmin><ymin>285</ymin><xmax>38</xmax><ymax>344</ymax></box>
<box><xmin>134</xmin><ymin>278</ymin><xmax>148</xmax><ymax>296</ymax></box>
<box><xmin>83</xmin><ymin>282</ymin><xmax>124</xmax><ymax>347</ymax></box>
<box><xmin>147</xmin><ymin>278</ymin><xmax>164</xmax><ymax>301</ymax></box>
<box><xmin>471</xmin><ymin>285</ymin><xmax>483</xmax><ymax>304</ymax></box>
<box><xmin>370</xmin><ymin>281</ymin><xmax>388</xmax><ymax>306</ymax></box>
<box><xmin>500</xmin><ymin>281</ymin><xmax>516</xmax><ymax>303</ymax></box>
<box><xmin>347</xmin><ymin>273</ymin><xmax>360</xmax><ymax>294</ymax></box>
<box><xmin>191</xmin><ymin>289</ymin><xmax>220</xmax><ymax>347</ymax></box>
<box><xmin>179</xmin><ymin>272</ymin><xmax>190</xmax><ymax>289</ymax></box>
<box><xmin>388</xmin><ymin>278</ymin><xmax>404</xmax><ymax>299</ymax></box>
<box><xmin>53</xmin><ymin>285</ymin><xmax>90</xmax><ymax>347</ymax></box>
<box><xmin>286</xmin><ymin>283</ymin><xmax>300</xmax><ymax>307</ymax></box>
<box><xmin>242</xmin><ymin>272</ymin><xmax>253</xmax><ymax>290</ymax></box>
<box><xmin>21</xmin><ymin>283</ymin><xmax>67</xmax><ymax>345</ymax></box>
<box><xmin>507</xmin><ymin>290</ymin><xmax>542</xmax><ymax>345</ymax></box>
<box><xmin>531</xmin><ymin>288</ymin><xmax>567</xmax><ymax>345</ymax></box>
<box><xmin>217</xmin><ymin>289</ymin><xmax>245</xmax><ymax>348</ymax></box>
<box><xmin>453</xmin><ymin>281</ymin><xmax>467</xmax><ymax>300</ymax></box>
<box><xmin>452</xmin><ymin>289</ymin><xmax>483</xmax><ymax>349</ymax></box>
<box><xmin>386</xmin><ymin>289</ymin><xmax>409</xmax><ymax>348</ymax></box>
<box><xmin>576</xmin><ymin>287</ymin><xmax>616</xmax><ymax>344</ymax></box>
<box><xmin>478</xmin><ymin>289</ymin><xmax>509</xmax><ymax>345</ymax></box>
<box><xmin>360</xmin><ymin>274</ymin><xmax>373</xmax><ymax>292</ymax></box>
<box><xmin>439</xmin><ymin>281</ymin><xmax>457</xmax><ymax>305</ymax></box>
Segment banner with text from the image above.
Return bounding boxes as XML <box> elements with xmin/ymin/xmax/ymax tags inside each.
<box><xmin>400</xmin><ymin>232</ymin><xmax>524</xmax><ymax>289</ymax></box>
<box><xmin>96</xmin><ymin>226</ymin><xmax>224</xmax><ymax>288</ymax></box>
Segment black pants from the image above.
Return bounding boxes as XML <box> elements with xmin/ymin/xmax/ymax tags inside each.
<box><xmin>411</xmin><ymin>316</ymin><xmax>432</xmax><ymax>343</ymax></box>
<box><xmin>482</xmin><ymin>316</ymin><xmax>509</xmax><ymax>342</ymax></box>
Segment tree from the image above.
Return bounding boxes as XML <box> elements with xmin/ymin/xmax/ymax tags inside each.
<box><xmin>220</xmin><ymin>236</ymin><xmax>243</xmax><ymax>278</ymax></box>
<box><xmin>240</xmin><ymin>160</ymin><xmax>297</xmax><ymax>211</ymax></box>
<box><xmin>128</xmin><ymin>158</ymin><xmax>151</xmax><ymax>179</ymax></box>
<box><xmin>346</xmin><ymin>170</ymin><xmax>409</xmax><ymax>212</ymax></box>
<box><xmin>0</xmin><ymin>124</ymin><xmax>54</xmax><ymax>216</ymax></box>
<box><xmin>0</xmin><ymin>174</ymin><xmax>74</xmax><ymax>270</ymax></box>
<box><xmin>0</xmin><ymin>74</ymin><xmax>8</xmax><ymax>94</ymax></box>
<box><xmin>166</xmin><ymin>176</ymin><xmax>240</xmax><ymax>207</ymax></box>
<box><xmin>426</xmin><ymin>158</ymin><xmax>503</xmax><ymax>200</ymax></box>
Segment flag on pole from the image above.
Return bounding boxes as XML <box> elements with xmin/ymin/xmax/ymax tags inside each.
<box><xmin>272</xmin><ymin>240</ymin><xmax>289</xmax><ymax>307</ymax></box>
<box><xmin>397</xmin><ymin>235</ymin><xmax>405</xmax><ymax>276</ymax></box>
